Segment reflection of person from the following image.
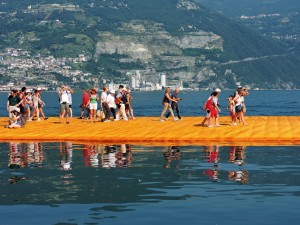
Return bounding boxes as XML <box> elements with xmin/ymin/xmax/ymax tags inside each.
<box><xmin>203</xmin><ymin>145</ymin><xmax>219</xmax><ymax>164</ymax></box>
<box><xmin>229</xmin><ymin>146</ymin><xmax>246</xmax><ymax>165</ymax></box>
<box><xmin>27</xmin><ymin>142</ymin><xmax>44</xmax><ymax>166</ymax></box>
<box><xmin>83</xmin><ymin>144</ymin><xmax>99</xmax><ymax>167</ymax></box>
<box><xmin>228</xmin><ymin>170</ymin><xmax>249</xmax><ymax>184</ymax></box>
<box><xmin>8</xmin><ymin>142</ymin><xmax>27</xmax><ymax>169</ymax></box>
<box><xmin>203</xmin><ymin>145</ymin><xmax>220</xmax><ymax>182</ymax></box>
<box><xmin>101</xmin><ymin>145</ymin><xmax>132</xmax><ymax>168</ymax></box>
<box><xmin>60</xmin><ymin>142</ymin><xmax>73</xmax><ymax>170</ymax></box>
<box><xmin>163</xmin><ymin>146</ymin><xmax>182</xmax><ymax>168</ymax></box>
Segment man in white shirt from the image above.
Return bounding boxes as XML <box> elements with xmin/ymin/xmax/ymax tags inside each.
<box><xmin>59</xmin><ymin>85</ymin><xmax>73</xmax><ymax>124</ymax></box>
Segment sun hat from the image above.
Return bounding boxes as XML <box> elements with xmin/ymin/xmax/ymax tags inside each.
<box><xmin>109</xmin><ymin>90</ymin><xmax>115</xmax><ymax>94</ymax></box>
<box><xmin>215</xmin><ymin>88</ymin><xmax>221</xmax><ymax>92</ymax></box>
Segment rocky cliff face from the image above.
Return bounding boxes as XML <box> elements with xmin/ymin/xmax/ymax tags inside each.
<box><xmin>94</xmin><ymin>20</ymin><xmax>224</xmax><ymax>87</ymax></box>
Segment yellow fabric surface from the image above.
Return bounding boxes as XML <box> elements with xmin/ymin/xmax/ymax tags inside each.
<box><xmin>0</xmin><ymin>116</ymin><xmax>299</xmax><ymax>146</ymax></box>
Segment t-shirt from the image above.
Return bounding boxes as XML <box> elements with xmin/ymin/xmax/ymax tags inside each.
<box><xmin>82</xmin><ymin>92</ymin><xmax>89</xmax><ymax>105</ymax></box>
<box><xmin>67</xmin><ymin>92</ymin><xmax>72</xmax><ymax>105</ymax></box>
<box><xmin>60</xmin><ymin>91</ymin><xmax>69</xmax><ymax>104</ymax></box>
<box><xmin>107</xmin><ymin>94</ymin><xmax>116</xmax><ymax>108</ymax></box>
<box><xmin>8</xmin><ymin>95</ymin><xmax>21</xmax><ymax>106</ymax></box>
<box><xmin>171</xmin><ymin>93</ymin><xmax>178</xmax><ymax>106</ymax></box>
<box><xmin>101</xmin><ymin>92</ymin><xmax>108</xmax><ymax>104</ymax></box>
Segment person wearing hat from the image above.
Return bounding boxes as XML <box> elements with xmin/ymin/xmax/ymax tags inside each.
<box><xmin>107</xmin><ymin>90</ymin><xmax>117</xmax><ymax>120</ymax></box>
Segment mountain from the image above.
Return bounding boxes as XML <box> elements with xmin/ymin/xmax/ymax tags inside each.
<box><xmin>197</xmin><ymin>0</ymin><xmax>300</xmax><ymax>52</ymax></box>
<box><xmin>0</xmin><ymin>0</ymin><xmax>299</xmax><ymax>89</ymax></box>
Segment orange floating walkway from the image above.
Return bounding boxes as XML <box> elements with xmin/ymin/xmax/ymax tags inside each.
<box><xmin>0</xmin><ymin>116</ymin><xmax>300</xmax><ymax>146</ymax></box>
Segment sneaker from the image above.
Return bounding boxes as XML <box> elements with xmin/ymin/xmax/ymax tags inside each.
<box><xmin>37</xmin><ymin>118</ymin><xmax>41</xmax><ymax>121</ymax></box>
<box><xmin>233</xmin><ymin>122</ymin><xmax>237</xmax><ymax>126</ymax></box>
<box><xmin>103</xmin><ymin>120</ymin><xmax>110</xmax><ymax>123</ymax></box>
<box><xmin>159</xmin><ymin>119</ymin><xmax>165</xmax><ymax>122</ymax></box>
<box><xmin>208</xmin><ymin>125</ymin><xmax>214</xmax><ymax>128</ymax></box>
<box><xmin>114</xmin><ymin>118</ymin><xmax>120</xmax><ymax>121</ymax></box>
<box><xmin>173</xmin><ymin>118</ymin><xmax>179</xmax><ymax>122</ymax></box>
<box><xmin>27</xmin><ymin>119</ymin><xmax>32</xmax><ymax>122</ymax></box>
<box><xmin>215</xmin><ymin>124</ymin><xmax>221</xmax><ymax>127</ymax></box>
<box><xmin>44</xmin><ymin>117</ymin><xmax>48</xmax><ymax>120</ymax></box>
<box><xmin>165</xmin><ymin>117</ymin><xmax>168</xmax><ymax>121</ymax></box>
<box><xmin>79</xmin><ymin>116</ymin><xmax>83</xmax><ymax>119</ymax></box>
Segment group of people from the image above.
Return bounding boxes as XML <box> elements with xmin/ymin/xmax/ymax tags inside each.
<box><xmin>74</xmin><ymin>84</ymin><xmax>135</xmax><ymax>123</ymax></box>
<box><xmin>6</xmin><ymin>87</ymin><xmax>48</xmax><ymax>128</ymax></box>
<box><xmin>199</xmin><ymin>86</ymin><xmax>249</xmax><ymax>127</ymax></box>
<box><xmin>6</xmin><ymin>84</ymin><xmax>249</xmax><ymax>128</ymax></box>
<box><xmin>159</xmin><ymin>86</ymin><xmax>249</xmax><ymax>127</ymax></box>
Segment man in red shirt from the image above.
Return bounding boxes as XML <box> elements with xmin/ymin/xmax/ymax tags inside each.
<box><xmin>79</xmin><ymin>89</ymin><xmax>90</xmax><ymax>119</ymax></box>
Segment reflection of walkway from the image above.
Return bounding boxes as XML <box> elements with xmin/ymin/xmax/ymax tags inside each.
<box><xmin>1</xmin><ymin>116</ymin><xmax>299</xmax><ymax>146</ymax></box>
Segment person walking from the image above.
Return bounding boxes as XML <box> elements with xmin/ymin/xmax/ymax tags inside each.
<box><xmin>159</xmin><ymin>87</ymin><xmax>178</xmax><ymax>122</ymax></box>
<box><xmin>166</xmin><ymin>88</ymin><xmax>182</xmax><ymax>120</ymax></box>
<box><xmin>101</xmin><ymin>86</ymin><xmax>110</xmax><ymax>122</ymax></box>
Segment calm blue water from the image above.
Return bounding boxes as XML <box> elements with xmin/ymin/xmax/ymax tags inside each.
<box><xmin>1</xmin><ymin>90</ymin><xmax>299</xmax><ymax>117</ymax></box>
<box><xmin>0</xmin><ymin>142</ymin><xmax>299</xmax><ymax>225</ymax></box>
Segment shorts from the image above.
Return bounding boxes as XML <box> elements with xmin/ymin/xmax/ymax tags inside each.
<box><xmin>210</xmin><ymin>108</ymin><xmax>218</xmax><ymax>118</ymax></box>
<box><xmin>235</xmin><ymin>105</ymin><xmax>242</xmax><ymax>112</ymax></box>
<box><xmin>90</xmin><ymin>103</ymin><xmax>97</xmax><ymax>110</ymax></box>
<box><xmin>60</xmin><ymin>102</ymin><xmax>70</xmax><ymax>113</ymax></box>
<box><xmin>69</xmin><ymin>104</ymin><xmax>72</xmax><ymax>109</ymax></box>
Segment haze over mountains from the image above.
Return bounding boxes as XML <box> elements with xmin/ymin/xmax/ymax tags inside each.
<box><xmin>0</xmin><ymin>0</ymin><xmax>299</xmax><ymax>89</ymax></box>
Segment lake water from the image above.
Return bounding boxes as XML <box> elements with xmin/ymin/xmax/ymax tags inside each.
<box><xmin>0</xmin><ymin>142</ymin><xmax>300</xmax><ymax>225</ymax></box>
<box><xmin>0</xmin><ymin>90</ymin><xmax>300</xmax><ymax>224</ymax></box>
<box><xmin>1</xmin><ymin>90</ymin><xmax>299</xmax><ymax>117</ymax></box>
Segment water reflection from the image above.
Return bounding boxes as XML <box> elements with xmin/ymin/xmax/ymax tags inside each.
<box><xmin>8</xmin><ymin>142</ymin><xmax>44</xmax><ymax>169</ymax></box>
<box><xmin>228</xmin><ymin>146</ymin><xmax>249</xmax><ymax>184</ymax></box>
<box><xmin>202</xmin><ymin>146</ymin><xmax>220</xmax><ymax>182</ymax></box>
<box><xmin>60</xmin><ymin>142</ymin><xmax>73</xmax><ymax>170</ymax></box>
<box><xmin>7</xmin><ymin>142</ymin><xmax>251</xmax><ymax>184</ymax></box>
<box><xmin>163</xmin><ymin>146</ymin><xmax>182</xmax><ymax>168</ymax></box>
<box><xmin>2</xmin><ymin>142</ymin><xmax>300</xmax><ymax>225</ymax></box>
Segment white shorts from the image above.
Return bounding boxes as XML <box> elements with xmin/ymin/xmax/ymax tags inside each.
<box><xmin>90</xmin><ymin>103</ymin><xmax>97</xmax><ymax>110</ymax></box>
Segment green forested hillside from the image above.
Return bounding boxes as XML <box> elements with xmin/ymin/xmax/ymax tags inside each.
<box><xmin>0</xmin><ymin>0</ymin><xmax>299</xmax><ymax>89</ymax></box>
